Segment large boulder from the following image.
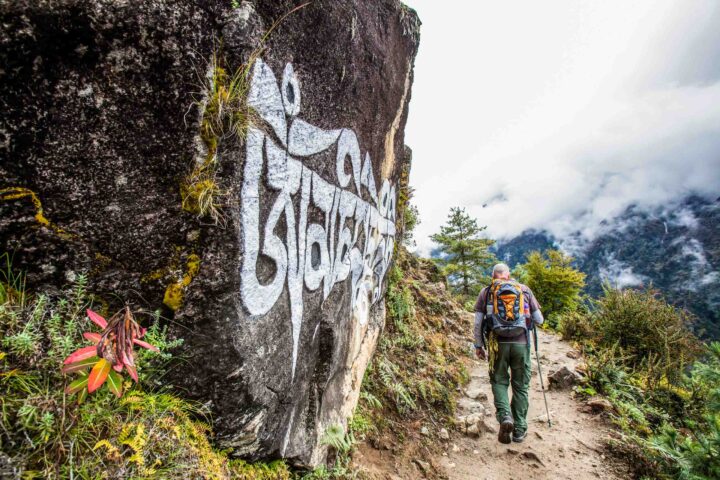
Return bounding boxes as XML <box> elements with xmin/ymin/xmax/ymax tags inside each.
<box><xmin>0</xmin><ymin>0</ymin><xmax>420</xmax><ymax>466</ymax></box>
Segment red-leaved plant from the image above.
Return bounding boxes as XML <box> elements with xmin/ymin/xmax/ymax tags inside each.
<box><xmin>62</xmin><ymin>307</ymin><xmax>158</xmax><ymax>398</ymax></box>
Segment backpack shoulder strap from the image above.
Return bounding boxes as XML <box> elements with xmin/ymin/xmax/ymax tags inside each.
<box><xmin>487</xmin><ymin>280</ymin><xmax>498</xmax><ymax>313</ymax></box>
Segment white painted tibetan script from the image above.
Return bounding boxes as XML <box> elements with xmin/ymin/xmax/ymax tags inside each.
<box><xmin>241</xmin><ymin>59</ymin><xmax>397</xmax><ymax>379</ymax></box>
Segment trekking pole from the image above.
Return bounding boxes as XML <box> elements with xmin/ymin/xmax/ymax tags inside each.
<box><xmin>533</xmin><ymin>325</ymin><xmax>552</xmax><ymax>428</ymax></box>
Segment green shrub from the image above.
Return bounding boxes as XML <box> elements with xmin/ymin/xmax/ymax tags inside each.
<box><xmin>616</xmin><ymin>343</ymin><xmax>720</xmax><ymax>480</ymax></box>
<box><xmin>557</xmin><ymin>309</ymin><xmax>594</xmax><ymax>341</ymax></box>
<box><xmin>515</xmin><ymin>249</ymin><xmax>585</xmax><ymax>328</ymax></box>
<box><xmin>592</xmin><ymin>287</ymin><xmax>700</xmax><ymax>385</ymax></box>
<box><xmin>573</xmin><ymin>285</ymin><xmax>716</xmax><ymax>479</ymax></box>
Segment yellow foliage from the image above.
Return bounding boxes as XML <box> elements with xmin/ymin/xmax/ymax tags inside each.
<box><xmin>93</xmin><ymin>439</ymin><xmax>121</xmax><ymax>460</ymax></box>
<box><xmin>87</xmin><ymin>392</ymin><xmax>240</xmax><ymax>479</ymax></box>
<box><xmin>119</xmin><ymin>423</ymin><xmax>149</xmax><ymax>471</ymax></box>
<box><xmin>180</xmin><ymin>169</ymin><xmax>226</xmax><ymax>222</ymax></box>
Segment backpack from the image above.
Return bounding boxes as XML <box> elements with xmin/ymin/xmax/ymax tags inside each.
<box><xmin>485</xmin><ymin>279</ymin><xmax>528</xmax><ymax>338</ymax></box>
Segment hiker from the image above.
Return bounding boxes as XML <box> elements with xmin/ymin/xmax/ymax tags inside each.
<box><xmin>474</xmin><ymin>263</ymin><xmax>544</xmax><ymax>444</ymax></box>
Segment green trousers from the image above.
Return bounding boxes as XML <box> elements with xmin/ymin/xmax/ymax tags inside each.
<box><xmin>489</xmin><ymin>342</ymin><xmax>532</xmax><ymax>433</ymax></box>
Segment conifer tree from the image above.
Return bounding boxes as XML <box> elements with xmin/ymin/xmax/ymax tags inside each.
<box><xmin>431</xmin><ymin>207</ymin><xmax>496</xmax><ymax>300</ymax></box>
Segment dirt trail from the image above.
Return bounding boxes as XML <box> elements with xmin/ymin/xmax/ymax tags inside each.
<box><xmin>439</xmin><ymin>329</ymin><xmax>626</xmax><ymax>480</ymax></box>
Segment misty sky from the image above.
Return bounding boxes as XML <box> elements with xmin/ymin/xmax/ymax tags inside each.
<box><xmin>402</xmin><ymin>0</ymin><xmax>720</xmax><ymax>254</ymax></box>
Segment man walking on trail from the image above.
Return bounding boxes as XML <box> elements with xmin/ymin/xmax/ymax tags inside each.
<box><xmin>474</xmin><ymin>263</ymin><xmax>544</xmax><ymax>444</ymax></box>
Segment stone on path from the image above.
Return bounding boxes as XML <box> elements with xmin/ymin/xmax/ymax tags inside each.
<box><xmin>549</xmin><ymin>366</ymin><xmax>584</xmax><ymax>389</ymax></box>
<box><xmin>521</xmin><ymin>451</ymin><xmax>546</xmax><ymax>467</ymax></box>
<box><xmin>586</xmin><ymin>397</ymin><xmax>614</xmax><ymax>413</ymax></box>
<box><xmin>466</xmin><ymin>387</ymin><xmax>488</xmax><ymax>401</ymax></box>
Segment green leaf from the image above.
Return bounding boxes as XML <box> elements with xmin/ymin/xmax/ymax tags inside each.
<box><xmin>65</xmin><ymin>375</ymin><xmax>89</xmax><ymax>395</ymax></box>
<box><xmin>77</xmin><ymin>388</ymin><xmax>88</xmax><ymax>405</ymax></box>
<box><xmin>61</xmin><ymin>356</ymin><xmax>99</xmax><ymax>374</ymax></box>
<box><xmin>106</xmin><ymin>369</ymin><xmax>123</xmax><ymax>398</ymax></box>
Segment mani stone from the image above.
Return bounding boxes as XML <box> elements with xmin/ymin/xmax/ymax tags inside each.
<box><xmin>0</xmin><ymin>0</ymin><xmax>419</xmax><ymax>467</ymax></box>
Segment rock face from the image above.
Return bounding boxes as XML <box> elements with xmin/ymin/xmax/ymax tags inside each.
<box><xmin>0</xmin><ymin>0</ymin><xmax>420</xmax><ymax>466</ymax></box>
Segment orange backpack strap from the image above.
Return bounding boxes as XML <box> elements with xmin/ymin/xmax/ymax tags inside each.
<box><xmin>514</xmin><ymin>282</ymin><xmax>525</xmax><ymax>315</ymax></box>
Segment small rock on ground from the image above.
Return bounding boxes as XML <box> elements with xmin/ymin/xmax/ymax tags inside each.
<box><xmin>586</xmin><ymin>397</ymin><xmax>613</xmax><ymax>412</ymax></box>
<box><xmin>549</xmin><ymin>366</ymin><xmax>584</xmax><ymax>389</ymax></box>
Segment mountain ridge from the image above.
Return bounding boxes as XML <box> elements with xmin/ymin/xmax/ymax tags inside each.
<box><xmin>492</xmin><ymin>195</ymin><xmax>720</xmax><ymax>338</ymax></box>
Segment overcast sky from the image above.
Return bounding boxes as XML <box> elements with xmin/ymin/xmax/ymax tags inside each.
<box><xmin>402</xmin><ymin>0</ymin><xmax>720</xmax><ymax>254</ymax></box>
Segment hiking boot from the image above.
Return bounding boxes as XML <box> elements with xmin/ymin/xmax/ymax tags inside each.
<box><xmin>512</xmin><ymin>429</ymin><xmax>527</xmax><ymax>443</ymax></box>
<box><xmin>498</xmin><ymin>416</ymin><xmax>514</xmax><ymax>444</ymax></box>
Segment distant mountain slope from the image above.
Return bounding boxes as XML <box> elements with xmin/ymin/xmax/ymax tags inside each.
<box><xmin>493</xmin><ymin>196</ymin><xmax>720</xmax><ymax>338</ymax></box>
<box><xmin>490</xmin><ymin>230</ymin><xmax>558</xmax><ymax>266</ymax></box>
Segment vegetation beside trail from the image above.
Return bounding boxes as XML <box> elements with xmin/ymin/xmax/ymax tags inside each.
<box><xmin>0</xmin><ymin>239</ymin><xmax>472</xmax><ymax>480</ymax></box>
<box><xmin>555</xmin><ymin>288</ymin><xmax>719</xmax><ymax>480</ymax></box>
<box><xmin>513</xmin><ymin>249</ymin><xmax>719</xmax><ymax>480</ymax></box>
<box><xmin>348</xmin><ymin>246</ymin><xmax>471</xmax><ymax>478</ymax></box>
<box><xmin>0</xmin><ymin>254</ymin><xmax>292</xmax><ymax>479</ymax></box>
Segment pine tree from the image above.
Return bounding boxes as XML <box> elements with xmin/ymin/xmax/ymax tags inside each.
<box><xmin>431</xmin><ymin>207</ymin><xmax>496</xmax><ymax>300</ymax></box>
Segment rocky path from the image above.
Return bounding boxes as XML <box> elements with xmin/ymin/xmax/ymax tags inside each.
<box><xmin>438</xmin><ymin>329</ymin><xmax>626</xmax><ymax>480</ymax></box>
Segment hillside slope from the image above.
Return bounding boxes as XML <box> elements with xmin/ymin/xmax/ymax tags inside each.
<box><xmin>351</xmin><ymin>247</ymin><xmax>471</xmax><ymax>479</ymax></box>
<box><xmin>493</xmin><ymin>195</ymin><xmax>720</xmax><ymax>338</ymax></box>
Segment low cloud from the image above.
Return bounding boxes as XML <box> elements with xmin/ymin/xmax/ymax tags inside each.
<box><xmin>406</xmin><ymin>1</ymin><xmax>720</xmax><ymax>256</ymax></box>
<box><xmin>598</xmin><ymin>254</ymin><xmax>648</xmax><ymax>289</ymax></box>
<box><xmin>675</xmin><ymin>237</ymin><xmax>719</xmax><ymax>289</ymax></box>
<box><xmin>469</xmin><ymin>80</ymin><xmax>720</xmax><ymax>245</ymax></box>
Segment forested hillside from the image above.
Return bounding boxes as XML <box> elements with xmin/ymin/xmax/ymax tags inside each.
<box><xmin>493</xmin><ymin>196</ymin><xmax>720</xmax><ymax>337</ymax></box>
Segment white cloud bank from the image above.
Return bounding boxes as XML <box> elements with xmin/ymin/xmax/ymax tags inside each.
<box><xmin>598</xmin><ymin>254</ymin><xmax>648</xmax><ymax>289</ymax></box>
<box><xmin>471</xmin><ymin>81</ymin><xmax>720</xmax><ymax>243</ymax></box>
<box><xmin>403</xmin><ymin>0</ymin><xmax>720</xmax><ymax>255</ymax></box>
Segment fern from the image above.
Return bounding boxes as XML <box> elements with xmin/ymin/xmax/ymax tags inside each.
<box><xmin>120</xmin><ymin>423</ymin><xmax>150</xmax><ymax>472</ymax></box>
<box><xmin>359</xmin><ymin>391</ymin><xmax>382</xmax><ymax>410</ymax></box>
<box><xmin>391</xmin><ymin>382</ymin><xmax>417</xmax><ymax>412</ymax></box>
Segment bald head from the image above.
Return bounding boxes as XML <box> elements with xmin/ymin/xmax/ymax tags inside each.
<box><xmin>492</xmin><ymin>263</ymin><xmax>511</xmax><ymax>280</ymax></box>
